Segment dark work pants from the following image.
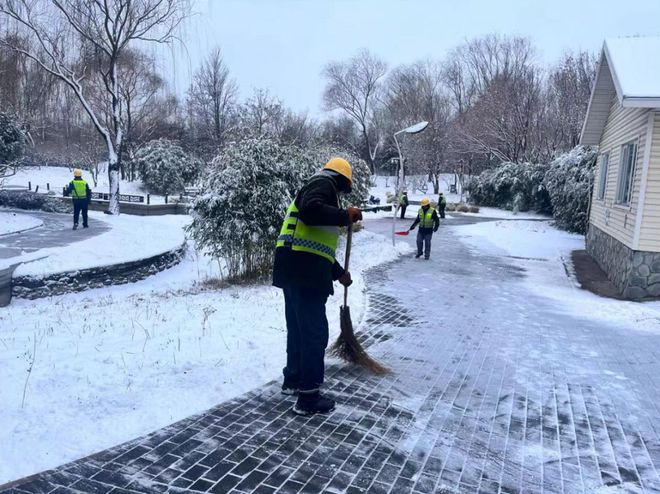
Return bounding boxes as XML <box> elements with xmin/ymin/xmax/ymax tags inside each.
<box><xmin>282</xmin><ymin>285</ymin><xmax>329</xmax><ymax>393</ymax></box>
<box><xmin>439</xmin><ymin>205</ymin><xmax>446</xmax><ymax>219</ymax></box>
<box><xmin>73</xmin><ymin>200</ymin><xmax>88</xmax><ymax>227</ymax></box>
<box><xmin>400</xmin><ymin>205</ymin><xmax>407</xmax><ymax>219</ymax></box>
<box><xmin>417</xmin><ymin>230</ymin><xmax>433</xmax><ymax>259</ymax></box>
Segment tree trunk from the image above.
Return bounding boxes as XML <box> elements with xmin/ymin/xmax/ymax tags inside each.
<box><xmin>108</xmin><ymin>151</ymin><xmax>120</xmax><ymax>215</ymax></box>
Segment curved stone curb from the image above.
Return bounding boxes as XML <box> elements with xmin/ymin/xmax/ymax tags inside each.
<box><xmin>0</xmin><ymin>222</ymin><xmax>44</xmax><ymax>238</ymax></box>
<box><xmin>11</xmin><ymin>243</ymin><xmax>187</xmax><ymax>300</ymax></box>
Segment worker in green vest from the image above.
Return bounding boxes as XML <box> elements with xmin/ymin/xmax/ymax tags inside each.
<box><xmin>398</xmin><ymin>189</ymin><xmax>409</xmax><ymax>219</ymax></box>
<box><xmin>273</xmin><ymin>157</ymin><xmax>362</xmax><ymax>416</ymax></box>
<box><xmin>409</xmin><ymin>197</ymin><xmax>440</xmax><ymax>259</ymax></box>
<box><xmin>438</xmin><ymin>192</ymin><xmax>447</xmax><ymax>218</ymax></box>
<box><xmin>66</xmin><ymin>169</ymin><xmax>92</xmax><ymax>230</ymax></box>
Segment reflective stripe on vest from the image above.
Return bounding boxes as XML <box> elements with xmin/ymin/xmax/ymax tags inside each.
<box><xmin>399</xmin><ymin>193</ymin><xmax>406</xmax><ymax>205</ymax></box>
<box><xmin>71</xmin><ymin>179</ymin><xmax>87</xmax><ymax>199</ymax></box>
<box><xmin>276</xmin><ymin>192</ymin><xmax>340</xmax><ymax>264</ymax></box>
<box><xmin>418</xmin><ymin>207</ymin><xmax>435</xmax><ymax>229</ymax></box>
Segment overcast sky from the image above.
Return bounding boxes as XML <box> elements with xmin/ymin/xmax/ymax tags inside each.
<box><xmin>167</xmin><ymin>0</ymin><xmax>660</xmax><ymax>117</ymax></box>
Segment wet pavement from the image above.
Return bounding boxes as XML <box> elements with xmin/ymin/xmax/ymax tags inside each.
<box><xmin>3</xmin><ymin>216</ymin><xmax>660</xmax><ymax>493</ymax></box>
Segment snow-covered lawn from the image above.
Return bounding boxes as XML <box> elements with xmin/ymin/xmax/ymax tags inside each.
<box><xmin>13</xmin><ymin>212</ymin><xmax>188</xmax><ymax>278</ymax></box>
<box><xmin>3</xmin><ymin>165</ymin><xmax>175</xmax><ymax>204</ymax></box>
<box><xmin>454</xmin><ymin>219</ymin><xmax>660</xmax><ymax>335</ymax></box>
<box><xmin>0</xmin><ymin>226</ymin><xmax>411</xmax><ymax>484</ymax></box>
<box><xmin>0</xmin><ymin>211</ymin><xmax>43</xmax><ymax>236</ymax></box>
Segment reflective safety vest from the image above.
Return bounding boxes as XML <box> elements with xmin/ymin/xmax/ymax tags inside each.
<box><xmin>276</xmin><ymin>187</ymin><xmax>340</xmax><ymax>264</ymax></box>
<box><xmin>70</xmin><ymin>179</ymin><xmax>87</xmax><ymax>199</ymax></box>
<box><xmin>399</xmin><ymin>193</ymin><xmax>407</xmax><ymax>205</ymax></box>
<box><xmin>418</xmin><ymin>207</ymin><xmax>436</xmax><ymax>229</ymax></box>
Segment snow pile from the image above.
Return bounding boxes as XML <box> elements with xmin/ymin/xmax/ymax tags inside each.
<box><xmin>13</xmin><ymin>212</ymin><xmax>189</xmax><ymax>278</ymax></box>
<box><xmin>0</xmin><ymin>211</ymin><xmax>43</xmax><ymax>236</ymax></box>
<box><xmin>0</xmin><ymin>224</ymin><xmax>410</xmax><ymax>484</ymax></box>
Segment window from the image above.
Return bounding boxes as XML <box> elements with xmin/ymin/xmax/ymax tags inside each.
<box><xmin>597</xmin><ymin>153</ymin><xmax>609</xmax><ymax>200</ymax></box>
<box><xmin>616</xmin><ymin>141</ymin><xmax>637</xmax><ymax>205</ymax></box>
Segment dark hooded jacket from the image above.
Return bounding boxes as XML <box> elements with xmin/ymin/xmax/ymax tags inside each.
<box><xmin>272</xmin><ymin>172</ymin><xmax>349</xmax><ymax>296</ymax></box>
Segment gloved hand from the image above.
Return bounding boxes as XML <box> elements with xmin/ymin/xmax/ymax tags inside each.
<box><xmin>409</xmin><ymin>225</ymin><xmax>415</xmax><ymax>231</ymax></box>
<box><xmin>433</xmin><ymin>226</ymin><xmax>438</xmax><ymax>232</ymax></box>
<box><xmin>338</xmin><ymin>271</ymin><xmax>353</xmax><ymax>287</ymax></box>
<box><xmin>347</xmin><ymin>207</ymin><xmax>362</xmax><ymax>223</ymax></box>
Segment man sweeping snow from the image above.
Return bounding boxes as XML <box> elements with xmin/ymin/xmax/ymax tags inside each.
<box><xmin>273</xmin><ymin>157</ymin><xmax>362</xmax><ymax>416</ymax></box>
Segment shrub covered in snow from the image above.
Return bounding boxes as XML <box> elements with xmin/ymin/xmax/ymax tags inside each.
<box><xmin>188</xmin><ymin>137</ymin><xmax>371</xmax><ymax>280</ymax></box>
<box><xmin>0</xmin><ymin>190</ymin><xmax>69</xmax><ymax>213</ymax></box>
<box><xmin>0</xmin><ymin>112</ymin><xmax>26</xmax><ymax>178</ymax></box>
<box><xmin>543</xmin><ymin>146</ymin><xmax>597</xmax><ymax>234</ymax></box>
<box><xmin>465</xmin><ymin>161</ymin><xmax>551</xmax><ymax>213</ymax></box>
<box><xmin>134</xmin><ymin>139</ymin><xmax>203</xmax><ymax>195</ymax></box>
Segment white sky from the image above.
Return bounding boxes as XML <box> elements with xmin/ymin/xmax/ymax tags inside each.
<box><xmin>164</xmin><ymin>0</ymin><xmax>660</xmax><ymax>117</ymax></box>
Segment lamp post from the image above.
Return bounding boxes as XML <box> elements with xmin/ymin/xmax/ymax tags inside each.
<box><xmin>391</xmin><ymin>121</ymin><xmax>429</xmax><ymax>245</ymax></box>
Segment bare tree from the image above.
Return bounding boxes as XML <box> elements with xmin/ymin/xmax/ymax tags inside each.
<box><xmin>322</xmin><ymin>49</ymin><xmax>386</xmax><ymax>172</ymax></box>
<box><xmin>187</xmin><ymin>46</ymin><xmax>237</xmax><ymax>149</ymax></box>
<box><xmin>240</xmin><ymin>88</ymin><xmax>284</xmax><ymax>137</ymax></box>
<box><xmin>384</xmin><ymin>60</ymin><xmax>451</xmax><ymax>191</ymax></box>
<box><xmin>0</xmin><ymin>0</ymin><xmax>188</xmax><ymax>213</ymax></box>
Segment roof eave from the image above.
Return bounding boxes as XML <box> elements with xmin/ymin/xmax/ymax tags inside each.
<box><xmin>621</xmin><ymin>97</ymin><xmax>660</xmax><ymax>108</ymax></box>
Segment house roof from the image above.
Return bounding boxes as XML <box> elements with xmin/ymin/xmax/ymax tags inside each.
<box><xmin>580</xmin><ymin>36</ymin><xmax>660</xmax><ymax>146</ymax></box>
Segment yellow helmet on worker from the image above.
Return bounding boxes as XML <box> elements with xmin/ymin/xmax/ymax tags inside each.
<box><xmin>73</xmin><ymin>169</ymin><xmax>83</xmax><ymax>177</ymax></box>
<box><xmin>323</xmin><ymin>157</ymin><xmax>352</xmax><ymax>185</ymax></box>
<box><xmin>420</xmin><ymin>197</ymin><xmax>430</xmax><ymax>206</ymax></box>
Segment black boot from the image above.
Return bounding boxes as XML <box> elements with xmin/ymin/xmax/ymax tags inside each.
<box><xmin>293</xmin><ymin>392</ymin><xmax>335</xmax><ymax>416</ymax></box>
<box><xmin>281</xmin><ymin>380</ymin><xmax>299</xmax><ymax>396</ymax></box>
<box><xmin>73</xmin><ymin>224</ymin><xmax>78</xmax><ymax>230</ymax></box>
<box><xmin>415</xmin><ymin>253</ymin><xmax>422</xmax><ymax>258</ymax></box>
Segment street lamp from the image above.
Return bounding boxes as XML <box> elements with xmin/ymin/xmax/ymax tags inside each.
<box><xmin>391</xmin><ymin>121</ymin><xmax>429</xmax><ymax>245</ymax></box>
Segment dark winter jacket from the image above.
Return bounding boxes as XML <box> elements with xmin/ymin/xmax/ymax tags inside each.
<box><xmin>67</xmin><ymin>178</ymin><xmax>92</xmax><ymax>202</ymax></box>
<box><xmin>272</xmin><ymin>173</ymin><xmax>349</xmax><ymax>296</ymax></box>
<box><xmin>410</xmin><ymin>206</ymin><xmax>440</xmax><ymax>234</ymax></box>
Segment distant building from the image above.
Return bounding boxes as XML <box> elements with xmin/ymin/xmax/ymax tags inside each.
<box><xmin>581</xmin><ymin>36</ymin><xmax>660</xmax><ymax>299</ymax></box>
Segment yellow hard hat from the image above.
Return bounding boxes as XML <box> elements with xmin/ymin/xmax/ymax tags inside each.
<box><xmin>323</xmin><ymin>157</ymin><xmax>352</xmax><ymax>185</ymax></box>
<box><xmin>73</xmin><ymin>169</ymin><xmax>83</xmax><ymax>177</ymax></box>
<box><xmin>421</xmin><ymin>197</ymin><xmax>430</xmax><ymax>206</ymax></box>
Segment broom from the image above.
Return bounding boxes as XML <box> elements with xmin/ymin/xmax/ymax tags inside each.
<box><xmin>329</xmin><ymin>221</ymin><xmax>389</xmax><ymax>374</ymax></box>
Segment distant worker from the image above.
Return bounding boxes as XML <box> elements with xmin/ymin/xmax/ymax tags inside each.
<box><xmin>273</xmin><ymin>157</ymin><xmax>362</xmax><ymax>416</ymax></box>
<box><xmin>66</xmin><ymin>169</ymin><xmax>91</xmax><ymax>230</ymax></box>
<box><xmin>409</xmin><ymin>197</ymin><xmax>440</xmax><ymax>260</ymax></box>
<box><xmin>438</xmin><ymin>192</ymin><xmax>447</xmax><ymax>219</ymax></box>
<box><xmin>399</xmin><ymin>189</ymin><xmax>409</xmax><ymax>219</ymax></box>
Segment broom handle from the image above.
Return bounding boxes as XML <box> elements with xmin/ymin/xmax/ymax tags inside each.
<box><xmin>343</xmin><ymin>221</ymin><xmax>352</xmax><ymax>307</ymax></box>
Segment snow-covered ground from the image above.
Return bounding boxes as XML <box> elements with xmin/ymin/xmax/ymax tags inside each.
<box><xmin>0</xmin><ymin>211</ymin><xmax>43</xmax><ymax>236</ymax></box>
<box><xmin>12</xmin><ymin>213</ymin><xmax>188</xmax><ymax>278</ymax></box>
<box><xmin>0</xmin><ymin>226</ymin><xmax>412</xmax><ymax>484</ymax></box>
<box><xmin>455</xmin><ymin>219</ymin><xmax>660</xmax><ymax>335</ymax></box>
<box><xmin>2</xmin><ymin>165</ymin><xmax>175</xmax><ymax>204</ymax></box>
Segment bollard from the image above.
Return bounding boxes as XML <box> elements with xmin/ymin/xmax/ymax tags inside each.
<box><xmin>165</xmin><ymin>194</ymin><xmax>168</xmax><ymax>204</ymax></box>
<box><xmin>147</xmin><ymin>194</ymin><xmax>150</xmax><ymax>205</ymax></box>
<box><xmin>179</xmin><ymin>193</ymin><xmax>183</xmax><ymax>201</ymax></box>
<box><xmin>35</xmin><ymin>185</ymin><xmax>39</xmax><ymax>193</ymax></box>
<box><xmin>47</xmin><ymin>183</ymin><xmax>50</xmax><ymax>191</ymax></box>
<box><xmin>28</xmin><ymin>181</ymin><xmax>31</xmax><ymax>191</ymax></box>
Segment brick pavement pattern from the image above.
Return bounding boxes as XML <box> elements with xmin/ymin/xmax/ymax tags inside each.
<box><xmin>3</xmin><ymin>218</ymin><xmax>660</xmax><ymax>493</ymax></box>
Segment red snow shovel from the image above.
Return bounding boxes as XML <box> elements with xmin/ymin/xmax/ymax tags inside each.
<box><xmin>395</xmin><ymin>230</ymin><xmax>410</xmax><ymax>236</ymax></box>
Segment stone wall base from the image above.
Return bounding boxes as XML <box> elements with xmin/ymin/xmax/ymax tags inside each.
<box><xmin>586</xmin><ymin>224</ymin><xmax>660</xmax><ymax>299</ymax></box>
<box><xmin>12</xmin><ymin>245</ymin><xmax>186</xmax><ymax>300</ymax></box>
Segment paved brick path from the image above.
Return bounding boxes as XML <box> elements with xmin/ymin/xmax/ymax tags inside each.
<box><xmin>3</xmin><ymin>217</ymin><xmax>660</xmax><ymax>493</ymax></box>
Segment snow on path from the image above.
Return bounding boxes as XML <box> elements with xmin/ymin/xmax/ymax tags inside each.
<box><xmin>0</xmin><ymin>212</ymin><xmax>43</xmax><ymax>237</ymax></box>
<box><xmin>454</xmin><ymin>219</ymin><xmax>660</xmax><ymax>335</ymax></box>
<box><xmin>0</xmin><ymin>225</ymin><xmax>411</xmax><ymax>485</ymax></box>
